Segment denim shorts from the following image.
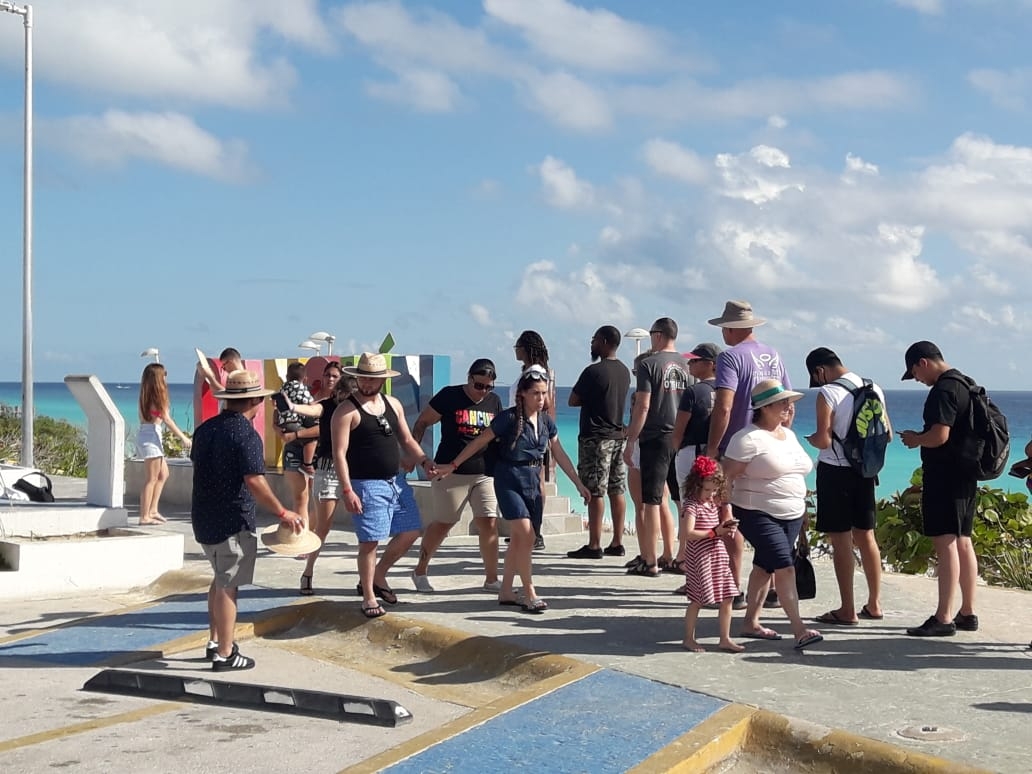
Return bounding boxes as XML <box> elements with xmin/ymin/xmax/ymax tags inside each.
<box><xmin>351</xmin><ymin>473</ymin><xmax>423</xmax><ymax>542</ymax></box>
<box><xmin>733</xmin><ymin>506</ymin><xmax>803</xmax><ymax>573</ymax></box>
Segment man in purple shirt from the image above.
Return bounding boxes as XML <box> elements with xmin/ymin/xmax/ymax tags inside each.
<box><xmin>705</xmin><ymin>300</ymin><xmax>792</xmax><ymax>605</ymax></box>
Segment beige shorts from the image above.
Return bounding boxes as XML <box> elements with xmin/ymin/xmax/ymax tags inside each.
<box><xmin>430</xmin><ymin>473</ymin><xmax>498</xmax><ymax>524</ymax></box>
<box><xmin>201</xmin><ymin>530</ymin><xmax>257</xmax><ymax>589</ymax></box>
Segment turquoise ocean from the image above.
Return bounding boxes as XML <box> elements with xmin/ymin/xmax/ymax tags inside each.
<box><xmin>2</xmin><ymin>382</ymin><xmax>1031</xmax><ymax>504</ymax></box>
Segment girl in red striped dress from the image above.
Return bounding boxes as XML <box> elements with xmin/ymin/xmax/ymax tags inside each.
<box><xmin>681</xmin><ymin>456</ymin><xmax>743</xmax><ymax>653</ymax></box>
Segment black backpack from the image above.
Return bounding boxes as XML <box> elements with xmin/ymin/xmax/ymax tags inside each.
<box><xmin>831</xmin><ymin>378</ymin><xmax>889</xmax><ymax>479</ymax></box>
<box><xmin>940</xmin><ymin>374</ymin><xmax>1010</xmax><ymax>481</ymax></box>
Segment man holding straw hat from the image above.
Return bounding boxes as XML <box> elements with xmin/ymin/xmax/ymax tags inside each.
<box><xmin>191</xmin><ymin>370</ymin><xmax>310</xmax><ymax>671</ymax></box>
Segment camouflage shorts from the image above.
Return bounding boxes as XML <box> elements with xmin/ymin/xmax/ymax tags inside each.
<box><xmin>577</xmin><ymin>437</ymin><xmax>627</xmax><ymax>497</ymax></box>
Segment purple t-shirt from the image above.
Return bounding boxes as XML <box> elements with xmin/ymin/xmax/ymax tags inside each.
<box><xmin>714</xmin><ymin>339</ymin><xmax>791</xmax><ymax>454</ymax></box>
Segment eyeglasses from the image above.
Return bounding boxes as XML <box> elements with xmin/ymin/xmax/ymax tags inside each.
<box><xmin>375</xmin><ymin>414</ymin><xmax>393</xmax><ymax>437</ymax></box>
<box><xmin>472</xmin><ymin>382</ymin><xmax>494</xmax><ymax>392</ymax></box>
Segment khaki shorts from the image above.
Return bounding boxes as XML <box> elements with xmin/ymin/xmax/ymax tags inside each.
<box><xmin>430</xmin><ymin>474</ymin><xmax>498</xmax><ymax>524</ymax></box>
<box><xmin>201</xmin><ymin>530</ymin><xmax>257</xmax><ymax>589</ymax></box>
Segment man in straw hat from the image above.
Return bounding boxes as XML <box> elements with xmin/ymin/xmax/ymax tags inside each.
<box><xmin>333</xmin><ymin>352</ymin><xmax>433</xmax><ymax>618</ymax></box>
<box><xmin>706</xmin><ymin>300</ymin><xmax>792</xmax><ymax>608</ymax></box>
<box><xmin>191</xmin><ymin>370</ymin><xmax>307</xmax><ymax>671</ymax></box>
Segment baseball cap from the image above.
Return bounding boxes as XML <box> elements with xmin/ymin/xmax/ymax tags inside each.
<box><xmin>686</xmin><ymin>343</ymin><xmax>721</xmax><ymax>361</ymax></box>
<box><xmin>901</xmin><ymin>341</ymin><xmax>943</xmax><ymax>381</ymax></box>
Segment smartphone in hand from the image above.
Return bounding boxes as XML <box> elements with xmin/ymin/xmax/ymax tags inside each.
<box><xmin>272</xmin><ymin>392</ymin><xmax>290</xmax><ymax>414</ymax></box>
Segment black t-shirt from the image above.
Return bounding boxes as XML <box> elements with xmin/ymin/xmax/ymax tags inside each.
<box><xmin>429</xmin><ymin>385</ymin><xmax>503</xmax><ymax>475</ymax></box>
<box><xmin>921</xmin><ymin>368</ymin><xmax>970</xmax><ymax>470</ymax></box>
<box><xmin>572</xmin><ymin>359</ymin><xmax>632</xmax><ymax>441</ymax></box>
<box><xmin>677</xmin><ymin>379</ymin><xmax>716</xmax><ymax>450</ymax></box>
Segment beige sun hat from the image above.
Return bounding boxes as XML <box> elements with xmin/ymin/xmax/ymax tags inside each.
<box><xmin>341</xmin><ymin>352</ymin><xmax>401</xmax><ymax>378</ymax></box>
<box><xmin>750</xmin><ymin>379</ymin><xmax>804</xmax><ymax>410</ymax></box>
<box><xmin>212</xmin><ymin>370</ymin><xmax>276</xmax><ymax>400</ymax></box>
<box><xmin>708</xmin><ymin>300</ymin><xmax>766</xmax><ymax>328</ymax></box>
<box><xmin>260</xmin><ymin>522</ymin><xmax>323</xmax><ymax>556</ymax></box>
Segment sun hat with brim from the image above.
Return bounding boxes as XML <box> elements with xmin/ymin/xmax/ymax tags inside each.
<box><xmin>342</xmin><ymin>352</ymin><xmax>400</xmax><ymax>378</ymax></box>
<box><xmin>212</xmin><ymin>370</ymin><xmax>277</xmax><ymax>400</ymax></box>
<box><xmin>750</xmin><ymin>379</ymin><xmax>804</xmax><ymax>409</ymax></box>
<box><xmin>260</xmin><ymin>522</ymin><xmax>323</xmax><ymax>556</ymax></box>
<box><xmin>708</xmin><ymin>300</ymin><xmax>766</xmax><ymax>328</ymax></box>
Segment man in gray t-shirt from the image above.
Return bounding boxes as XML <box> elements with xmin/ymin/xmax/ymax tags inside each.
<box><xmin>624</xmin><ymin>317</ymin><xmax>692</xmax><ymax>574</ymax></box>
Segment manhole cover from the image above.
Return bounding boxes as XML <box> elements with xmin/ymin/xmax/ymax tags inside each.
<box><xmin>897</xmin><ymin>724</ymin><xmax>965</xmax><ymax>742</ymax></box>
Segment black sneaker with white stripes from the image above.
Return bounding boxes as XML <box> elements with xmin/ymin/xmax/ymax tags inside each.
<box><xmin>205</xmin><ymin>641</ymin><xmax>219</xmax><ymax>661</ymax></box>
<box><xmin>211</xmin><ymin>643</ymin><xmax>255</xmax><ymax>671</ymax></box>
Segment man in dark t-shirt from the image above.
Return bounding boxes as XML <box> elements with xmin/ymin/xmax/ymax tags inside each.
<box><xmin>567</xmin><ymin>326</ymin><xmax>631</xmax><ymax>559</ymax></box>
<box><xmin>191</xmin><ymin>370</ymin><xmax>303</xmax><ymax>671</ymax></box>
<box><xmin>899</xmin><ymin>341</ymin><xmax>979</xmax><ymax>638</ymax></box>
<box><xmin>411</xmin><ymin>358</ymin><xmax>504</xmax><ymax>591</ymax></box>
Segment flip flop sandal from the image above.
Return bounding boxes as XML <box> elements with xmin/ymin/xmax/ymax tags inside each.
<box><xmin>794</xmin><ymin>632</ymin><xmax>824</xmax><ymax>650</ymax></box>
<box><xmin>739</xmin><ymin>628</ymin><xmax>782</xmax><ymax>641</ymax></box>
<box><xmin>627</xmin><ymin>563</ymin><xmax>660</xmax><ymax>577</ymax></box>
<box><xmin>361</xmin><ymin>604</ymin><xmax>386</xmax><ymax>619</ymax></box>
<box><xmin>299</xmin><ymin>574</ymin><xmax>314</xmax><ymax>597</ymax></box>
<box><xmin>520</xmin><ymin>598</ymin><xmax>548</xmax><ymax>614</ymax></box>
<box><xmin>815</xmin><ymin>610</ymin><xmax>858</xmax><ymax>626</ymax></box>
<box><xmin>373</xmin><ymin>584</ymin><xmax>398</xmax><ymax>605</ymax></box>
<box><xmin>859</xmin><ymin>605</ymin><xmax>884</xmax><ymax>620</ymax></box>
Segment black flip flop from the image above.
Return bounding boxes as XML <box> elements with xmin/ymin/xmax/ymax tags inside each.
<box><xmin>361</xmin><ymin>604</ymin><xmax>386</xmax><ymax>619</ymax></box>
<box><xmin>815</xmin><ymin>610</ymin><xmax>858</xmax><ymax>626</ymax></box>
<box><xmin>859</xmin><ymin>605</ymin><xmax>884</xmax><ymax>620</ymax></box>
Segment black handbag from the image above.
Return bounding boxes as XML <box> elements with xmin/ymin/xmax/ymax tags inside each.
<box><xmin>794</xmin><ymin>528</ymin><xmax>817</xmax><ymax>600</ymax></box>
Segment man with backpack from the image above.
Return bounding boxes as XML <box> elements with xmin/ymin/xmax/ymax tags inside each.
<box><xmin>898</xmin><ymin>341</ymin><xmax>988</xmax><ymax>637</ymax></box>
<box><xmin>804</xmin><ymin>347</ymin><xmax>891</xmax><ymax>626</ymax></box>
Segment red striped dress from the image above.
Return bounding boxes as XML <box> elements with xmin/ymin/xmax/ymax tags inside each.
<box><xmin>682</xmin><ymin>498</ymin><xmax>738</xmax><ymax>605</ymax></box>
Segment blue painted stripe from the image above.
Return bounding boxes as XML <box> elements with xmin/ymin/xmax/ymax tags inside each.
<box><xmin>384</xmin><ymin>669</ymin><xmax>727</xmax><ymax>774</ymax></box>
<box><xmin>0</xmin><ymin>590</ymin><xmax>291</xmax><ymax>666</ymax></box>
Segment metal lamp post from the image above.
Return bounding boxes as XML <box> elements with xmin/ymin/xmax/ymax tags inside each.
<box><xmin>1</xmin><ymin>2</ymin><xmax>33</xmax><ymax>466</ymax></box>
<box><xmin>624</xmin><ymin>327</ymin><xmax>650</xmax><ymax>357</ymax></box>
<box><xmin>308</xmin><ymin>331</ymin><xmax>335</xmax><ymax>356</ymax></box>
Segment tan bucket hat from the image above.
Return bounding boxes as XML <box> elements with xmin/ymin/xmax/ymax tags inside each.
<box><xmin>708</xmin><ymin>300</ymin><xmax>767</xmax><ymax>328</ymax></box>
<box><xmin>750</xmin><ymin>379</ymin><xmax>803</xmax><ymax>409</ymax></box>
<box><xmin>260</xmin><ymin>522</ymin><xmax>323</xmax><ymax>556</ymax></box>
<box><xmin>341</xmin><ymin>352</ymin><xmax>401</xmax><ymax>378</ymax></box>
<box><xmin>212</xmin><ymin>370</ymin><xmax>276</xmax><ymax>399</ymax></box>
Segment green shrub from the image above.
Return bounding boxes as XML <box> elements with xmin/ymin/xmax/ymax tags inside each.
<box><xmin>0</xmin><ymin>412</ymin><xmax>89</xmax><ymax>478</ymax></box>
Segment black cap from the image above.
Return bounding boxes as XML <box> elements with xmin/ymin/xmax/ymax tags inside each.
<box><xmin>688</xmin><ymin>342</ymin><xmax>721</xmax><ymax>361</ymax></box>
<box><xmin>468</xmin><ymin>358</ymin><xmax>497</xmax><ymax>378</ymax></box>
<box><xmin>902</xmin><ymin>341</ymin><xmax>943</xmax><ymax>381</ymax></box>
<box><xmin>805</xmin><ymin>347</ymin><xmax>840</xmax><ymax>388</ymax></box>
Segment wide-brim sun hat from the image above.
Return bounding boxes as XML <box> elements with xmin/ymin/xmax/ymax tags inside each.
<box><xmin>708</xmin><ymin>300</ymin><xmax>766</xmax><ymax>328</ymax></box>
<box><xmin>342</xmin><ymin>352</ymin><xmax>401</xmax><ymax>378</ymax></box>
<box><xmin>212</xmin><ymin>370</ymin><xmax>277</xmax><ymax>400</ymax></box>
<box><xmin>260</xmin><ymin>522</ymin><xmax>323</xmax><ymax>556</ymax></box>
<box><xmin>750</xmin><ymin>379</ymin><xmax>803</xmax><ymax>409</ymax></box>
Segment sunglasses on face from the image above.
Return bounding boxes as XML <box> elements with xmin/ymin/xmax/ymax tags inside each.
<box><xmin>472</xmin><ymin>382</ymin><xmax>494</xmax><ymax>391</ymax></box>
<box><xmin>375</xmin><ymin>414</ymin><xmax>393</xmax><ymax>437</ymax></box>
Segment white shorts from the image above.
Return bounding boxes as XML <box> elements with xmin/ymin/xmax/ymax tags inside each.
<box><xmin>137</xmin><ymin>423</ymin><xmax>164</xmax><ymax>459</ymax></box>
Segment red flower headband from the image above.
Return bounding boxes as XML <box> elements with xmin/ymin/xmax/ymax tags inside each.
<box><xmin>691</xmin><ymin>455</ymin><xmax>719</xmax><ymax>479</ymax></box>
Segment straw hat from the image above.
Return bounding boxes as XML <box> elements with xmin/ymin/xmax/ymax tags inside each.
<box><xmin>212</xmin><ymin>370</ymin><xmax>276</xmax><ymax>399</ymax></box>
<box><xmin>750</xmin><ymin>379</ymin><xmax>803</xmax><ymax>409</ymax></box>
<box><xmin>260</xmin><ymin>522</ymin><xmax>322</xmax><ymax>556</ymax></box>
<box><xmin>342</xmin><ymin>352</ymin><xmax>400</xmax><ymax>378</ymax></box>
<box><xmin>708</xmin><ymin>300</ymin><xmax>766</xmax><ymax>328</ymax></box>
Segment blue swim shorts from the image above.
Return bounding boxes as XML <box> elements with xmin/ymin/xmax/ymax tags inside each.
<box><xmin>351</xmin><ymin>473</ymin><xmax>423</xmax><ymax>543</ymax></box>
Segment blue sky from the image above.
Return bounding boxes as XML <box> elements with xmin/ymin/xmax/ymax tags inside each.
<box><xmin>2</xmin><ymin>0</ymin><xmax>1032</xmax><ymax>389</ymax></box>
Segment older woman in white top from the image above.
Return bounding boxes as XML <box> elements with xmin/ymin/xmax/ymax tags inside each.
<box><xmin>722</xmin><ymin>379</ymin><xmax>823</xmax><ymax>650</ymax></box>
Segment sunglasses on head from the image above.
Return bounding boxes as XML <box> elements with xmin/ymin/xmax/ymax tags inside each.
<box><xmin>523</xmin><ymin>372</ymin><xmax>547</xmax><ymax>382</ymax></box>
<box><xmin>375</xmin><ymin>414</ymin><xmax>393</xmax><ymax>437</ymax></box>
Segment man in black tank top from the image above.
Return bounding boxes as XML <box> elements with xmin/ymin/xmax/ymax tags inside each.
<box><xmin>333</xmin><ymin>353</ymin><xmax>435</xmax><ymax>618</ymax></box>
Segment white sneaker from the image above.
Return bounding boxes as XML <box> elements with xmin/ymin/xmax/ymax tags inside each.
<box><xmin>482</xmin><ymin>580</ymin><xmax>502</xmax><ymax>592</ymax></box>
<box><xmin>411</xmin><ymin>571</ymin><xmax>435</xmax><ymax>593</ymax></box>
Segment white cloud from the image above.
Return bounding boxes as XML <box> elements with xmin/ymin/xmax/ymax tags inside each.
<box><xmin>366</xmin><ymin>69</ymin><xmax>461</xmax><ymax>112</ymax></box>
<box><xmin>967</xmin><ymin>67</ymin><xmax>1032</xmax><ymax>111</ymax></box>
<box><xmin>767</xmin><ymin>114</ymin><xmax>788</xmax><ymax>129</ymax></box>
<box><xmin>642</xmin><ymin>139</ymin><xmax>709</xmax><ymax>185</ymax></box>
<box><xmin>537</xmin><ymin>156</ymin><xmax>595</xmax><ymax>209</ymax></box>
<box><xmin>470</xmin><ymin>304</ymin><xmax>493</xmax><ymax>326</ymax></box>
<box><xmin>715</xmin><ymin>145</ymin><xmax>804</xmax><ymax>204</ymax></box>
<box><xmin>484</xmin><ymin>0</ymin><xmax>680</xmax><ymax>73</ymax></box>
<box><xmin>969</xmin><ymin>264</ymin><xmax>1013</xmax><ymax>295</ymax></box>
<box><xmin>892</xmin><ymin>0</ymin><xmax>944</xmax><ymax>15</ymax></box>
<box><xmin>43</xmin><ymin>110</ymin><xmax>253</xmax><ymax>182</ymax></box>
<box><xmin>523</xmin><ymin>71</ymin><xmax>612</xmax><ymax>131</ymax></box>
<box><xmin>843</xmin><ymin>153</ymin><xmax>879</xmax><ymax>183</ymax></box>
<box><xmin>823</xmin><ymin>316</ymin><xmax>891</xmax><ymax>346</ymax></box>
<box><xmin>515</xmin><ymin>260</ymin><xmax>633</xmax><ymax>325</ymax></box>
<box><xmin>947</xmin><ymin>304</ymin><xmax>1023</xmax><ymax>333</ymax></box>
<box><xmin>0</xmin><ymin>0</ymin><xmax>332</xmax><ymax>109</ymax></box>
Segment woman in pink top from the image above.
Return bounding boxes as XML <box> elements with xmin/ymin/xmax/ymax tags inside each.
<box><xmin>137</xmin><ymin>363</ymin><xmax>191</xmax><ymax>525</ymax></box>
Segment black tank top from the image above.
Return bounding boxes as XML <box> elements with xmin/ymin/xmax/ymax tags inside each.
<box><xmin>315</xmin><ymin>396</ymin><xmax>338</xmax><ymax>461</ymax></box>
<box><xmin>345</xmin><ymin>394</ymin><xmax>401</xmax><ymax>479</ymax></box>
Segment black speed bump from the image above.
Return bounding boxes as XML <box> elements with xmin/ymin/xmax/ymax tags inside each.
<box><xmin>83</xmin><ymin>669</ymin><xmax>413</xmax><ymax>727</ymax></box>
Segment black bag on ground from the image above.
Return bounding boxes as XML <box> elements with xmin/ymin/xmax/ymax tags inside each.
<box><xmin>793</xmin><ymin>532</ymin><xmax>817</xmax><ymax>600</ymax></box>
<box><xmin>11</xmin><ymin>469</ymin><xmax>55</xmax><ymax>502</ymax></box>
